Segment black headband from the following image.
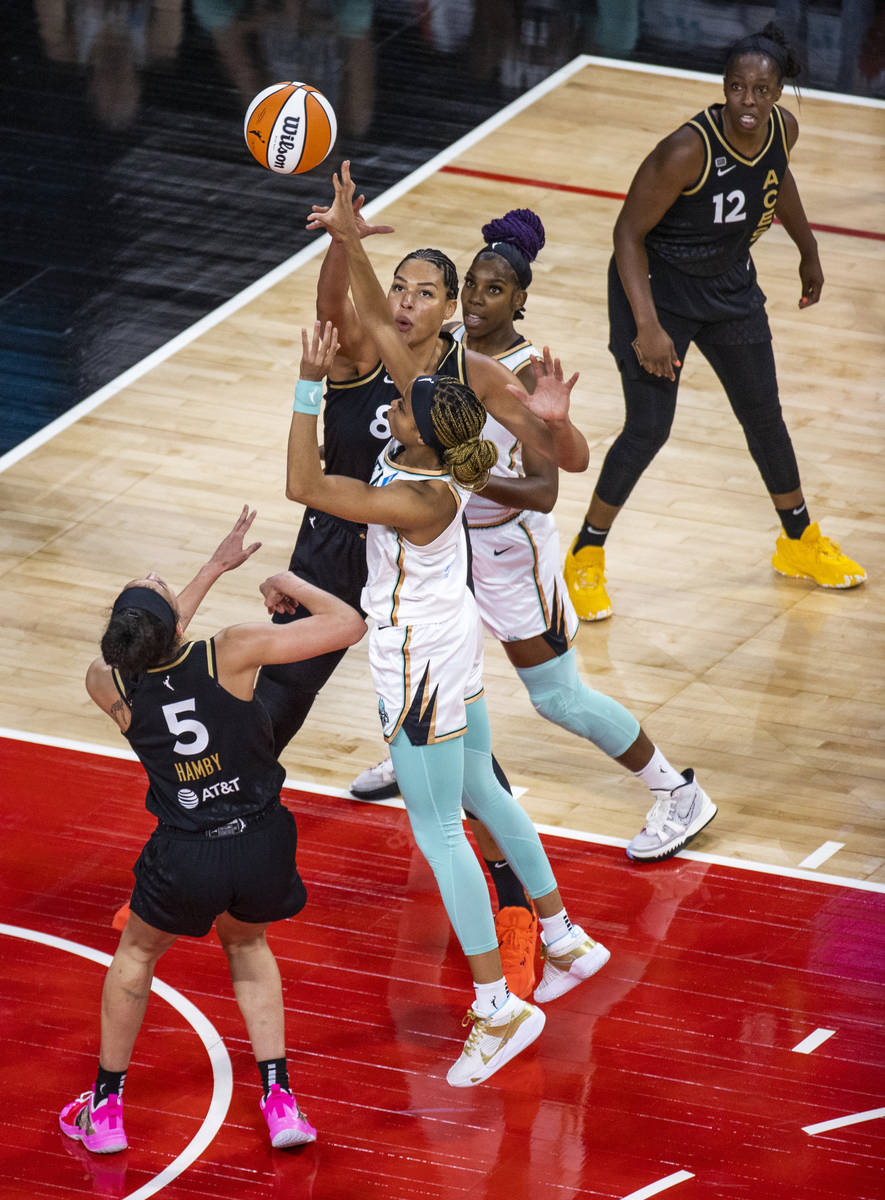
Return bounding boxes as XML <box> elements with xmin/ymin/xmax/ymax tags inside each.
<box><xmin>482</xmin><ymin>241</ymin><xmax>532</xmax><ymax>289</ymax></box>
<box><xmin>409</xmin><ymin>375</ymin><xmax>447</xmax><ymax>459</ymax></box>
<box><xmin>730</xmin><ymin>34</ymin><xmax>788</xmax><ymax>75</ymax></box>
<box><xmin>112</xmin><ymin>586</ymin><xmax>178</xmax><ymax>635</ymax></box>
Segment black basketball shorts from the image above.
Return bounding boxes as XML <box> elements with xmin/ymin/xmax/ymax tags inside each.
<box><xmin>130</xmin><ymin>804</ymin><xmax>307</xmax><ymax>937</ymax></box>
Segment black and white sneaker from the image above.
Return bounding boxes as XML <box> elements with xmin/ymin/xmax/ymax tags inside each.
<box><xmin>627</xmin><ymin>770</ymin><xmax>717</xmax><ymax>862</ymax></box>
<box><xmin>349</xmin><ymin>757</ymin><xmax>400</xmax><ymax>801</ymax></box>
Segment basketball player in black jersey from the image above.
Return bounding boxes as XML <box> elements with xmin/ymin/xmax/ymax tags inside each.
<box><xmin>59</xmin><ymin>508</ymin><xmax>365</xmax><ymax>1153</ymax></box>
<box><xmin>565</xmin><ymin>22</ymin><xmax>866</xmax><ymax>621</ymax></box>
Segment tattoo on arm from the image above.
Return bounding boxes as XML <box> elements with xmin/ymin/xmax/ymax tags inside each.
<box><xmin>109</xmin><ymin>697</ymin><xmax>129</xmax><ymax>726</ymax></box>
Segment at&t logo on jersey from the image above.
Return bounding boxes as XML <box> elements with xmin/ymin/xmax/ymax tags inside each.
<box><xmin>176</xmin><ymin>777</ymin><xmax>241</xmax><ymax>808</ymax></box>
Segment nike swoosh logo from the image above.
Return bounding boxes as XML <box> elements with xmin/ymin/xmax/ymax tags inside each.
<box><xmin>493</xmin><ymin>547</ymin><xmax>512</xmax><ymax>556</ymax></box>
<box><xmin>791</xmin><ymin>503</ymin><xmax>807</xmax><ymax>516</ymax></box>
<box><xmin>717</xmin><ymin>165</ymin><xmax>736</xmax><ymax>176</ymax></box>
<box><xmin>383</xmin><ymin>374</ymin><xmax>394</xmax><ymax>384</ymax></box>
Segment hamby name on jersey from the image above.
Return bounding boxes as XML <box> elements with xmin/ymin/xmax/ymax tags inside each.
<box><xmin>174</xmin><ymin>752</ymin><xmax>223</xmax><ymax>783</ymax></box>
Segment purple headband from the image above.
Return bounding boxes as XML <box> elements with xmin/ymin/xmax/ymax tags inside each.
<box><xmin>112</xmin><ymin>586</ymin><xmax>177</xmax><ymax>635</ymax></box>
<box><xmin>409</xmin><ymin>375</ymin><xmax>447</xmax><ymax>459</ymax></box>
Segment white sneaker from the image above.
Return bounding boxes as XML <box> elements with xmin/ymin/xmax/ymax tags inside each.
<box><xmin>626</xmin><ymin>769</ymin><xmax>716</xmax><ymax>862</ymax></box>
<box><xmin>533</xmin><ymin>926</ymin><xmax>610</xmax><ymax>1004</ymax></box>
<box><xmin>349</xmin><ymin>757</ymin><xmax>399</xmax><ymax>801</ymax></box>
<box><xmin>446</xmin><ymin>994</ymin><xmax>545</xmax><ymax>1088</ymax></box>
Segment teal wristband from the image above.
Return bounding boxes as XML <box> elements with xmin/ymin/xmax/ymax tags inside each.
<box><xmin>293</xmin><ymin>378</ymin><xmax>323</xmax><ymax>414</ymax></box>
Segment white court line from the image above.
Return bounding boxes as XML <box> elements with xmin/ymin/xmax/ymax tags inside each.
<box><xmin>1</xmin><ymin>56</ymin><xmax>880</xmax><ymax>476</ymax></box>
<box><xmin>804</xmin><ymin>1107</ymin><xmax>885</xmax><ymax>1135</ymax></box>
<box><xmin>792</xmin><ymin>1028</ymin><xmax>835</xmax><ymax>1054</ymax></box>
<box><xmin>0</xmin><ymin>923</ymin><xmax>232</xmax><ymax>1200</ymax></box>
<box><xmin>799</xmin><ymin>842</ymin><xmax>845</xmax><ymax>869</ymax></box>
<box><xmin>3</xmin><ymin>725</ymin><xmax>882</xmax><ymax>894</ymax></box>
<box><xmin>620</xmin><ymin>1170</ymin><xmax>695</xmax><ymax>1200</ymax></box>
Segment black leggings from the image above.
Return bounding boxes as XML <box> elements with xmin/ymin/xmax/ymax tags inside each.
<box><xmin>599</xmin><ymin>290</ymin><xmax>802</xmax><ymax>508</ymax></box>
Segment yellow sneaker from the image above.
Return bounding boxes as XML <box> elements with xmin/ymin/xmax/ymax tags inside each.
<box><xmin>563</xmin><ymin>540</ymin><xmax>613</xmax><ymax>620</ymax></box>
<box><xmin>771</xmin><ymin>523</ymin><xmax>866</xmax><ymax>589</ymax></box>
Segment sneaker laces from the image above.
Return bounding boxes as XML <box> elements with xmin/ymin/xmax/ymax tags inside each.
<box><xmin>459</xmin><ymin>1007</ymin><xmax>486</xmax><ymax>1055</ymax></box>
<box><xmin>643</xmin><ymin>794</ymin><xmax>682</xmax><ymax>838</ymax></box>
<box><xmin>814</xmin><ymin>533</ymin><xmax>843</xmax><ymax>559</ymax></box>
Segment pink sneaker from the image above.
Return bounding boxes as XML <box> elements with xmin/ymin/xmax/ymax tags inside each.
<box><xmin>260</xmin><ymin>1084</ymin><xmax>317</xmax><ymax>1148</ymax></box>
<box><xmin>59</xmin><ymin>1090</ymin><xmax>128</xmax><ymax>1154</ymax></box>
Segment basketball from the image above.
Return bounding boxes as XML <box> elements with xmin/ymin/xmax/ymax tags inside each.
<box><xmin>243</xmin><ymin>82</ymin><xmax>337</xmax><ymax>175</ymax></box>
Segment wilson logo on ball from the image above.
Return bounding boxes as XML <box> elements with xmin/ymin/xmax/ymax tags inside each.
<box><xmin>244</xmin><ymin>82</ymin><xmax>337</xmax><ymax>175</ymax></box>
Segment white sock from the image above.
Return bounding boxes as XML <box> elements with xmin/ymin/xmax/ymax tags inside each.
<box><xmin>539</xmin><ymin>907</ymin><xmax>574</xmax><ymax>947</ymax></box>
<box><xmin>634</xmin><ymin>746</ymin><xmax>685</xmax><ymax>793</ymax></box>
<box><xmin>473</xmin><ymin>977</ymin><xmax>510</xmax><ymax>1017</ymax></box>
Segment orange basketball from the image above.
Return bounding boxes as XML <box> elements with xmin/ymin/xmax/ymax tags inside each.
<box><xmin>244</xmin><ymin>82</ymin><xmax>337</xmax><ymax>175</ymax></box>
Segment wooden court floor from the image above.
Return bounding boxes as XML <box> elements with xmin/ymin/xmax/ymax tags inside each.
<box><xmin>0</xmin><ymin>57</ymin><xmax>884</xmax><ymax>1199</ymax></box>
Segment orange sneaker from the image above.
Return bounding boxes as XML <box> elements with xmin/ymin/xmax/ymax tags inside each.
<box><xmin>495</xmin><ymin>906</ymin><xmax>539</xmax><ymax>999</ymax></box>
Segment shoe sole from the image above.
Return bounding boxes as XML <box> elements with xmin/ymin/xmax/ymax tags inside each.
<box><xmin>349</xmin><ymin>783</ymin><xmax>401</xmax><ymax>801</ymax></box>
<box><xmin>772</xmin><ymin>563</ymin><xmax>865</xmax><ymax>589</ymax></box>
<box><xmin>626</xmin><ymin>799</ymin><xmax>718</xmax><ymax>863</ymax></box>
<box><xmin>271</xmin><ymin>1127</ymin><xmax>317</xmax><ymax>1148</ymax></box>
<box><xmin>447</xmin><ymin>1004</ymin><xmax>546</xmax><ymax>1088</ymax></box>
<box><xmin>575</xmin><ymin>606</ymin><xmax>613</xmax><ymax>622</ymax></box>
<box><xmin>59</xmin><ymin>1122</ymin><xmax>127</xmax><ymax>1155</ymax></box>
<box><xmin>534</xmin><ymin>940</ymin><xmax>611</xmax><ymax>1003</ymax></box>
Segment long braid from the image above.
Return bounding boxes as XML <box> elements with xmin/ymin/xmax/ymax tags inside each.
<box><xmin>429</xmin><ymin>377</ymin><xmax>497</xmax><ymax>491</ymax></box>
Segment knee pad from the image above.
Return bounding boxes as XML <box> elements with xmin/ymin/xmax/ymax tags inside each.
<box><xmin>516</xmin><ymin>649</ymin><xmax>639</xmax><ymax>758</ymax></box>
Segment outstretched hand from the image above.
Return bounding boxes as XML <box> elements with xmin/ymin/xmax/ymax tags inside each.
<box><xmin>307</xmin><ymin>189</ymin><xmax>393</xmax><ymax>239</ymax></box>
<box><xmin>306</xmin><ymin>161</ymin><xmax>360</xmax><ymax>242</ymax></box>
<box><xmin>507</xmin><ymin>347</ymin><xmax>579</xmax><ymax>423</ymax></box>
<box><xmin>300</xmin><ymin>320</ymin><xmax>339</xmax><ymax>381</ymax></box>
<box><xmin>206</xmin><ymin>506</ymin><xmax>261</xmax><ymax>574</ymax></box>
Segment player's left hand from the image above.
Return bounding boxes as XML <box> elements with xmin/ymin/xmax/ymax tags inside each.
<box><xmin>798</xmin><ymin>252</ymin><xmax>824</xmax><ymax>309</ymax></box>
<box><xmin>507</xmin><ymin>346</ymin><xmax>579</xmax><ymax>423</ymax></box>
<box><xmin>206</xmin><ymin>506</ymin><xmax>261</xmax><ymax>574</ymax></box>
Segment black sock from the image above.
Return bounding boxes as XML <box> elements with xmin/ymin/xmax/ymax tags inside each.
<box><xmin>258</xmin><ymin>1057</ymin><xmax>290</xmax><ymax>1097</ymax></box>
<box><xmin>776</xmin><ymin>501</ymin><xmax>811</xmax><ymax>541</ymax></box>
<box><xmin>573</xmin><ymin>520</ymin><xmax>609</xmax><ymax>552</ymax></box>
<box><xmin>483</xmin><ymin>858</ymin><xmax>532</xmax><ymax>912</ymax></box>
<box><xmin>94</xmin><ymin>1066</ymin><xmax>126</xmax><ymax>1105</ymax></box>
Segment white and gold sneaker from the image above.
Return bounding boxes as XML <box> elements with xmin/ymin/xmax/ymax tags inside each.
<box><xmin>446</xmin><ymin>994</ymin><xmax>545</xmax><ymax>1088</ymax></box>
<box><xmin>533</xmin><ymin>927</ymin><xmax>610</xmax><ymax>1004</ymax></box>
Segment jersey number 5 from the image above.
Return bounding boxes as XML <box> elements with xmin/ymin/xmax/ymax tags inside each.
<box><xmin>712</xmin><ymin>190</ymin><xmax>746</xmax><ymax>224</ymax></box>
<box><xmin>162</xmin><ymin>698</ymin><xmax>209</xmax><ymax>755</ymax></box>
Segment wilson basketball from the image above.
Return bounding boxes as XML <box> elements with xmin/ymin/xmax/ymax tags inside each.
<box><xmin>244</xmin><ymin>82</ymin><xmax>337</xmax><ymax>175</ymax></box>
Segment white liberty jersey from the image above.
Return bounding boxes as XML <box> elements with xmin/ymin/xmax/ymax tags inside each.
<box><xmin>361</xmin><ymin>443</ymin><xmax>472</xmax><ymax>627</ymax></box>
<box><xmin>450</xmin><ymin>323</ymin><xmax>539</xmax><ymax>528</ymax></box>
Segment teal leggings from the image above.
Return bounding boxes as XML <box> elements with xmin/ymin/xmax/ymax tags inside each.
<box><xmin>389</xmin><ymin>695</ymin><xmax>557</xmax><ymax>956</ymax></box>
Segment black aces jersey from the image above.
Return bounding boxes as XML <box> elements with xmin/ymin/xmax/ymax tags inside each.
<box><xmin>322</xmin><ymin>331</ymin><xmax>466</xmax><ymax>484</ymax></box>
<box><xmin>113</xmin><ymin>640</ymin><xmax>284</xmax><ymax>831</ymax></box>
<box><xmin>645</xmin><ymin>104</ymin><xmax>790</xmax><ymax>278</ymax></box>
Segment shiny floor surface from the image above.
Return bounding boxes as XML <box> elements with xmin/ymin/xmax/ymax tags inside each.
<box><xmin>3</xmin><ymin>0</ymin><xmax>885</xmax><ymax>451</ymax></box>
<box><xmin>2</xmin><ymin>735</ymin><xmax>883</xmax><ymax>1199</ymax></box>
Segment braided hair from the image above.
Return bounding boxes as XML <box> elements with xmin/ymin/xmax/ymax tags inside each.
<box><xmin>474</xmin><ymin>208</ymin><xmax>545</xmax><ymax>319</ymax></box>
<box><xmin>724</xmin><ymin>22</ymin><xmax>802</xmax><ymax>85</ymax></box>
<box><xmin>395</xmin><ymin>248</ymin><xmax>459</xmax><ymax>299</ymax></box>
<box><xmin>429</xmin><ymin>377</ymin><xmax>497</xmax><ymax>491</ymax></box>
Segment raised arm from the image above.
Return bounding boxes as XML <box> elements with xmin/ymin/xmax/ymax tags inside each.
<box><xmin>213</xmin><ymin>572</ymin><xmax>366</xmax><ymax>688</ymax></box>
<box><xmin>613</xmin><ymin>126</ymin><xmax>705</xmax><ymax>381</ymax></box>
<box><xmin>285</xmin><ymin>321</ymin><xmax>457</xmax><ymax>538</ymax></box>
<box><xmin>307</xmin><ymin>162</ymin><xmax>427</xmax><ymax>395</ymax></box>
<box><xmin>510</xmin><ymin>347</ymin><xmax>588</xmax><ymax>472</ymax></box>
<box><xmin>311</xmin><ymin>192</ymin><xmax>394</xmax><ymax>369</ymax></box>
<box><xmin>175</xmin><ymin>505</ymin><xmax>262</xmax><ymax>632</ymax></box>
